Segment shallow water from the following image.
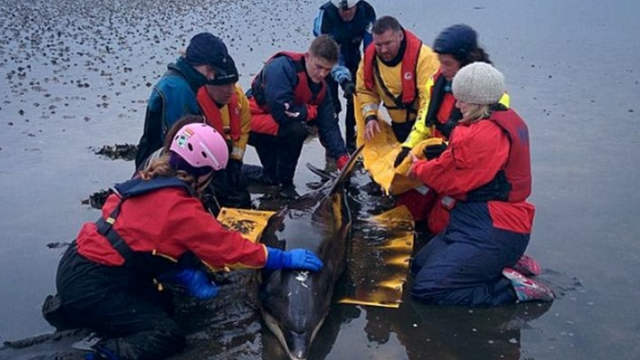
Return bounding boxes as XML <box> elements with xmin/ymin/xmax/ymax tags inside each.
<box><xmin>1</xmin><ymin>0</ymin><xmax>640</xmax><ymax>359</ymax></box>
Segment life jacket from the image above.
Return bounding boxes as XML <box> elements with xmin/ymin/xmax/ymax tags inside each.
<box><xmin>424</xmin><ymin>70</ymin><xmax>461</xmax><ymax>138</ymax></box>
<box><xmin>466</xmin><ymin>107</ymin><xmax>532</xmax><ymax>203</ymax></box>
<box><xmin>197</xmin><ymin>87</ymin><xmax>242</xmax><ymax>142</ymax></box>
<box><xmin>251</xmin><ymin>52</ymin><xmax>327</xmax><ymax>112</ymax></box>
<box><xmin>94</xmin><ymin>177</ymin><xmax>199</xmax><ymax>275</ymax></box>
<box><xmin>363</xmin><ymin>30</ymin><xmax>422</xmax><ymax>113</ymax></box>
<box><xmin>319</xmin><ymin>1</ymin><xmax>374</xmax><ymax>68</ymax></box>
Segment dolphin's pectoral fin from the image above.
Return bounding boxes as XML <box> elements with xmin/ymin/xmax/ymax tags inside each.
<box><xmin>306</xmin><ymin>163</ymin><xmax>336</xmax><ymax>182</ymax></box>
<box><xmin>306</xmin><ymin>181</ymin><xmax>326</xmax><ymax>190</ymax></box>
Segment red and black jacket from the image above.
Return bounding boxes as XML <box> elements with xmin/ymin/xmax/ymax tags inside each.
<box><xmin>250</xmin><ymin>52</ymin><xmax>327</xmax><ymax>113</ymax></box>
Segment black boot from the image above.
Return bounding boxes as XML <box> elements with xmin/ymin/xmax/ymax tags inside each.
<box><xmin>278</xmin><ymin>183</ymin><xmax>300</xmax><ymax>199</ymax></box>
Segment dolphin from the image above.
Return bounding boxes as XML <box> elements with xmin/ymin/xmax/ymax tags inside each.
<box><xmin>259</xmin><ymin>145</ymin><xmax>364</xmax><ymax>360</ymax></box>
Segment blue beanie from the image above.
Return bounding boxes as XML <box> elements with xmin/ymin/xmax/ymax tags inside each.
<box><xmin>433</xmin><ymin>24</ymin><xmax>478</xmax><ymax>62</ymax></box>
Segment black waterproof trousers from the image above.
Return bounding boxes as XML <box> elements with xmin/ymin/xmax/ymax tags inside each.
<box><xmin>410</xmin><ymin>202</ymin><xmax>526</xmax><ymax>306</ymax></box>
<box><xmin>247</xmin><ymin>121</ymin><xmax>308</xmax><ymax>186</ymax></box>
<box><xmin>56</xmin><ymin>244</ymin><xmax>185</xmax><ymax>360</ymax></box>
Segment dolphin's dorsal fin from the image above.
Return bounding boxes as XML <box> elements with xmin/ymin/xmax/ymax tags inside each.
<box><xmin>328</xmin><ymin>145</ymin><xmax>365</xmax><ymax>195</ymax></box>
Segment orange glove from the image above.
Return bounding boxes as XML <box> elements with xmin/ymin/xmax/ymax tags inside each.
<box><xmin>336</xmin><ymin>154</ymin><xmax>349</xmax><ymax>171</ymax></box>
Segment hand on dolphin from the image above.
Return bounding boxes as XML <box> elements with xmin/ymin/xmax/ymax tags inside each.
<box><xmin>264</xmin><ymin>247</ymin><xmax>324</xmax><ymax>272</ymax></box>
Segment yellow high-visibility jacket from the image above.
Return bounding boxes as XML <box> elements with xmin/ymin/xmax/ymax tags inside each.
<box><xmin>198</xmin><ymin>84</ymin><xmax>252</xmax><ymax>161</ymax></box>
<box><xmin>227</xmin><ymin>85</ymin><xmax>252</xmax><ymax>161</ymax></box>
<box><xmin>355</xmin><ymin>41</ymin><xmax>439</xmax><ymax>125</ymax></box>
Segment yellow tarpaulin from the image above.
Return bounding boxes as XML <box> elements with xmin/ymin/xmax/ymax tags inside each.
<box><xmin>338</xmin><ymin>205</ymin><xmax>415</xmax><ymax>308</ymax></box>
<box><xmin>355</xmin><ymin>97</ymin><xmax>420</xmax><ymax>195</ymax></box>
<box><xmin>216</xmin><ymin>208</ymin><xmax>276</xmax><ymax>243</ymax></box>
<box><xmin>354</xmin><ymin>96</ymin><xmax>447</xmax><ymax>195</ymax></box>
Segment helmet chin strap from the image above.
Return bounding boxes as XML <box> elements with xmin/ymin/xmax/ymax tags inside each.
<box><xmin>197</xmin><ymin>172</ymin><xmax>222</xmax><ymax>215</ymax></box>
<box><xmin>196</xmin><ymin>171</ymin><xmax>214</xmax><ymax>192</ymax></box>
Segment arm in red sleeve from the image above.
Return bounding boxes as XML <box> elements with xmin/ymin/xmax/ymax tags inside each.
<box><xmin>412</xmin><ymin>121</ymin><xmax>510</xmax><ymax>198</ymax></box>
<box><xmin>169</xmin><ymin>198</ymin><xmax>268</xmax><ymax>270</ymax></box>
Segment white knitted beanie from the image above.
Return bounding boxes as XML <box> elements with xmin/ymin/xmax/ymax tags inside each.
<box><xmin>452</xmin><ymin>62</ymin><xmax>505</xmax><ymax>105</ymax></box>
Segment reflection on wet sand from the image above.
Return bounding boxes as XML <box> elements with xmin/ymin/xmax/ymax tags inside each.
<box><xmin>352</xmin><ymin>289</ymin><xmax>553</xmax><ymax>360</ymax></box>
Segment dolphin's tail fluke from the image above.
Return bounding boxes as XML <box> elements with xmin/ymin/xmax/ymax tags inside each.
<box><xmin>328</xmin><ymin>144</ymin><xmax>365</xmax><ymax>195</ymax></box>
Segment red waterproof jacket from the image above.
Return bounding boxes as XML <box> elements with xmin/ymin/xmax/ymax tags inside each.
<box><xmin>412</xmin><ymin>109</ymin><xmax>534</xmax><ymax>233</ymax></box>
<box><xmin>76</xmin><ymin>188</ymin><xmax>267</xmax><ymax>270</ymax></box>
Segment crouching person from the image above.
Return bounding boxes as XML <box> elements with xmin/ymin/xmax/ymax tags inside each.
<box><xmin>243</xmin><ymin>35</ymin><xmax>350</xmax><ymax>196</ymax></box>
<box><xmin>50</xmin><ymin>123</ymin><xmax>323</xmax><ymax>360</ymax></box>
<box><xmin>197</xmin><ymin>62</ymin><xmax>253</xmax><ymax>212</ymax></box>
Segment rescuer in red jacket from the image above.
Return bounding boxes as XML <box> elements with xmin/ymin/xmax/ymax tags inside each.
<box><xmin>51</xmin><ymin>123</ymin><xmax>323</xmax><ymax>360</ymax></box>
<box><xmin>407</xmin><ymin>63</ymin><xmax>554</xmax><ymax>306</ymax></box>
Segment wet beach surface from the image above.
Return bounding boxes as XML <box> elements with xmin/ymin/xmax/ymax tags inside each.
<box><xmin>1</xmin><ymin>0</ymin><xmax>640</xmax><ymax>359</ymax></box>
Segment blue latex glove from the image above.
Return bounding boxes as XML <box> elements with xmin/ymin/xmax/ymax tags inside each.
<box><xmin>331</xmin><ymin>65</ymin><xmax>352</xmax><ymax>84</ymax></box>
<box><xmin>265</xmin><ymin>247</ymin><xmax>324</xmax><ymax>272</ymax></box>
<box><xmin>84</xmin><ymin>345</ymin><xmax>119</xmax><ymax>360</ymax></box>
<box><xmin>159</xmin><ymin>268</ymin><xmax>219</xmax><ymax>300</ymax></box>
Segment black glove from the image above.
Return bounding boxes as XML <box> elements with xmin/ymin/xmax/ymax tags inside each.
<box><xmin>340</xmin><ymin>80</ymin><xmax>356</xmax><ymax>99</ymax></box>
<box><xmin>434</xmin><ymin>119</ymin><xmax>457</xmax><ymax>139</ymax></box>
<box><xmin>365</xmin><ymin>114</ymin><xmax>378</xmax><ymax>123</ymax></box>
<box><xmin>226</xmin><ymin>159</ymin><xmax>243</xmax><ymax>185</ymax></box>
<box><xmin>423</xmin><ymin>143</ymin><xmax>448</xmax><ymax>160</ymax></box>
<box><xmin>394</xmin><ymin>147</ymin><xmax>412</xmax><ymax>168</ymax></box>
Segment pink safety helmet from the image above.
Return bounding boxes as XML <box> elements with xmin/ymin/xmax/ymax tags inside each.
<box><xmin>169</xmin><ymin>123</ymin><xmax>229</xmax><ymax>175</ymax></box>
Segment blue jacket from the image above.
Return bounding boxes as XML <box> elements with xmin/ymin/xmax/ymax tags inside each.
<box><xmin>135</xmin><ymin>57</ymin><xmax>208</xmax><ymax>167</ymax></box>
<box><xmin>248</xmin><ymin>56</ymin><xmax>347</xmax><ymax>159</ymax></box>
<box><xmin>313</xmin><ymin>1</ymin><xmax>376</xmax><ymax>84</ymax></box>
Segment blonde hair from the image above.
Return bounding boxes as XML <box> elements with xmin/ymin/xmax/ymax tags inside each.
<box><xmin>460</xmin><ymin>104</ymin><xmax>491</xmax><ymax>124</ymax></box>
<box><xmin>138</xmin><ymin>154</ymin><xmax>203</xmax><ymax>198</ymax></box>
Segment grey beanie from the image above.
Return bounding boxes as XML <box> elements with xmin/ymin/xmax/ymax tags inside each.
<box><xmin>452</xmin><ymin>62</ymin><xmax>505</xmax><ymax>105</ymax></box>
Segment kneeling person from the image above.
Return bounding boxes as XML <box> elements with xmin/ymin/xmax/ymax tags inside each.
<box><xmin>408</xmin><ymin>63</ymin><xmax>554</xmax><ymax>306</ymax></box>
<box><xmin>51</xmin><ymin>123</ymin><xmax>324</xmax><ymax>360</ymax></box>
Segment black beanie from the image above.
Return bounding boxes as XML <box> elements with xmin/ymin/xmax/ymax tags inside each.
<box><xmin>185</xmin><ymin>33</ymin><xmax>239</xmax><ymax>84</ymax></box>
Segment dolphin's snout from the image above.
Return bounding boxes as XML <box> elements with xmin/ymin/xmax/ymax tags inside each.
<box><xmin>286</xmin><ymin>331</ymin><xmax>311</xmax><ymax>360</ymax></box>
